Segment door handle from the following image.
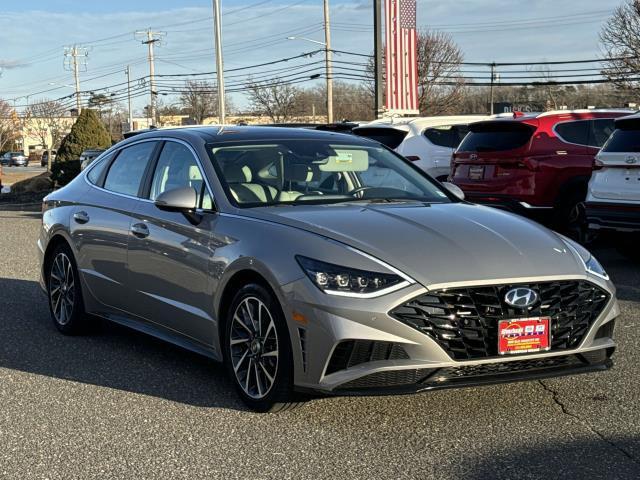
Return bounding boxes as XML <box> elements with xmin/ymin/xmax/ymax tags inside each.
<box><xmin>130</xmin><ymin>223</ymin><xmax>150</xmax><ymax>238</ymax></box>
<box><xmin>73</xmin><ymin>211</ymin><xmax>90</xmax><ymax>224</ymax></box>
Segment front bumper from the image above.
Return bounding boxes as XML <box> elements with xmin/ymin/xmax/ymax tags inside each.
<box><xmin>585</xmin><ymin>201</ymin><xmax>640</xmax><ymax>233</ymax></box>
<box><xmin>283</xmin><ymin>274</ymin><xmax>618</xmax><ymax>396</ymax></box>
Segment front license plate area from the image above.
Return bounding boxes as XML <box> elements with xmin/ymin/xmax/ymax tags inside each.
<box><xmin>498</xmin><ymin>317</ymin><xmax>550</xmax><ymax>355</ymax></box>
<box><xmin>468</xmin><ymin>165</ymin><xmax>485</xmax><ymax>180</ymax></box>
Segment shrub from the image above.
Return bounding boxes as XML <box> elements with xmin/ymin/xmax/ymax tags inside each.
<box><xmin>53</xmin><ymin>109</ymin><xmax>111</xmax><ymax>186</ymax></box>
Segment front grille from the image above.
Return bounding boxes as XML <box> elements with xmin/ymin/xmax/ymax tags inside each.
<box><xmin>390</xmin><ymin>280</ymin><xmax>610</xmax><ymax>360</ymax></box>
<box><xmin>325</xmin><ymin>340</ymin><xmax>409</xmax><ymax>375</ymax></box>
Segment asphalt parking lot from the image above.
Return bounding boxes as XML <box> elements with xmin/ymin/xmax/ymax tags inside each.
<box><xmin>0</xmin><ymin>208</ymin><xmax>639</xmax><ymax>479</ymax></box>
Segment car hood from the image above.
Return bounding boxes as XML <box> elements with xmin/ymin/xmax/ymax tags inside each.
<box><xmin>249</xmin><ymin>202</ymin><xmax>586</xmax><ymax>287</ymax></box>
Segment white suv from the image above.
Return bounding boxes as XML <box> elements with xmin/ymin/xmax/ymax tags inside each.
<box><xmin>585</xmin><ymin>113</ymin><xmax>640</xmax><ymax>259</ymax></box>
<box><xmin>353</xmin><ymin>115</ymin><xmax>489</xmax><ymax>180</ymax></box>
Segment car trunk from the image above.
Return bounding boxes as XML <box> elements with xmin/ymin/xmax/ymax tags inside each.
<box><xmin>592</xmin><ymin>126</ymin><xmax>640</xmax><ymax>201</ymax></box>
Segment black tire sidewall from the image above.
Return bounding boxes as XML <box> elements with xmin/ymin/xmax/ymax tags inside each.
<box><xmin>47</xmin><ymin>243</ymin><xmax>86</xmax><ymax>334</ymax></box>
<box><xmin>223</xmin><ymin>283</ymin><xmax>293</xmax><ymax>412</ymax></box>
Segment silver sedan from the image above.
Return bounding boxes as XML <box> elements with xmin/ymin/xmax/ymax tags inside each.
<box><xmin>38</xmin><ymin>126</ymin><xmax>618</xmax><ymax>412</ymax></box>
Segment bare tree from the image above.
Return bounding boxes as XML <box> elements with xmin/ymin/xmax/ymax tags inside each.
<box><xmin>25</xmin><ymin>99</ymin><xmax>69</xmax><ymax>153</ymax></box>
<box><xmin>297</xmin><ymin>82</ymin><xmax>375</xmax><ymax>121</ymax></box>
<box><xmin>600</xmin><ymin>1</ymin><xmax>640</xmax><ymax>89</ymax></box>
<box><xmin>180</xmin><ymin>80</ymin><xmax>216</xmax><ymax>123</ymax></box>
<box><xmin>246</xmin><ymin>78</ymin><xmax>300</xmax><ymax>123</ymax></box>
<box><xmin>365</xmin><ymin>30</ymin><xmax>465</xmax><ymax>116</ymax></box>
<box><xmin>0</xmin><ymin>99</ymin><xmax>19</xmax><ymax>152</ymax></box>
<box><xmin>416</xmin><ymin>30</ymin><xmax>465</xmax><ymax>115</ymax></box>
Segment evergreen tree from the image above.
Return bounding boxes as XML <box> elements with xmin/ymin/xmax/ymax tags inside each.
<box><xmin>52</xmin><ymin>109</ymin><xmax>111</xmax><ymax>185</ymax></box>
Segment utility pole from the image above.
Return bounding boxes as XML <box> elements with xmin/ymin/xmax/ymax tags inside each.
<box><xmin>213</xmin><ymin>0</ymin><xmax>226</xmax><ymax>124</ymax></box>
<box><xmin>64</xmin><ymin>45</ymin><xmax>88</xmax><ymax>114</ymax></box>
<box><xmin>323</xmin><ymin>0</ymin><xmax>333</xmax><ymax>124</ymax></box>
<box><xmin>489</xmin><ymin>62</ymin><xmax>496</xmax><ymax>115</ymax></box>
<box><xmin>125</xmin><ymin>65</ymin><xmax>133</xmax><ymax>132</ymax></box>
<box><xmin>373</xmin><ymin>0</ymin><xmax>383</xmax><ymax>118</ymax></box>
<box><xmin>135</xmin><ymin>29</ymin><xmax>165</xmax><ymax>127</ymax></box>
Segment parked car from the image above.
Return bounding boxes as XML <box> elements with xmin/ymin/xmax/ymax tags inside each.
<box><xmin>353</xmin><ymin>115</ymin><xmax>489</xmax><ymax>180</ymax></box>
<box><xmin>79</xmin><ymin>148</ymin><xmax>106</xmax><ymax>170</ymax></box>
<box><xmin>41</xmin><ymin>150</ymin><xmax>57</xmax><ymax>167</ymax></box>
<box><xmin>5</xmin><ymin>151</ymin><xmax>29</xmax><ymax>167</ymax></box>
<box><xmin>0</xmin><ymin>153</ymin><xmax>10</xmax><ymax>166</ymax></box>
<box><xmin>584</xmin><ymin>113</ymin><xmax>640</xmax><ymax>259</ymax></box>
<box><xmin>450</xmin><ymin>109</ymin><xmax>631</xmax><ymax>227</ymax></box>
<box><xmin>39</xmin><ymin>126</ymin><xmax>617</xmax><ymax>412</ymax></box>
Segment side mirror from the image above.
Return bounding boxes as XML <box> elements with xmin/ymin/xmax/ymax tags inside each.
<box><xmin>154</xmin><ymin>187</ymin><xmax>197</xmax><ymax>212</ymax></box>
<box><xmin>442</xmin><ymin>182</ymin><xmax>465</xmax><ymax>200</ymax></box>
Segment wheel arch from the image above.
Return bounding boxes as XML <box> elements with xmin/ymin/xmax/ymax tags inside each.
<box><xmin>42</xmin><ymin>232</ymin><xmax>74</xmax><ymax>279</ymax></box>
<box><xmin>215</xmin><ymin>264</ymin><xmax>290</xmax><ymax>355</ymax></box>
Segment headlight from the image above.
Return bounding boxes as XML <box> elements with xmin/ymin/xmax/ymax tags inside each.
<box><xmin>585</xmin><ymin>254</ymin><xmax>609</xmax><ymax>280</ymax></box>
<box><xmin>296</xmin><ymin>256</ymin><xmax>408</xmax><ymax>297</ymax></box>
<box><xmin>560</xmin><ymin>236</ymin><xmax>609</xmax><ymax>281</ymax></box>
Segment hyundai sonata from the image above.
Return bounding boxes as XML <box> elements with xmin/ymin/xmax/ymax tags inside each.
<box><xmin>39</xmin><ymin>126</ymin><xmax>617</xmax><ymax>412</ymax></box>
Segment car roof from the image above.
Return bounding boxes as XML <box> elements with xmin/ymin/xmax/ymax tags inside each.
<box><xmin>363</xmin><ymin>115</ymin><xmax>491</xmax><ymax>130</ymax></box>
<box><xmin>614</xmin><ymin>112</ymin><xmax>640</xmax><ymax>129</ymax></box>
<box><xmin>120</xmin><ymin>125</ymin><xmax>377</xmax><ymax>146</ymax></box>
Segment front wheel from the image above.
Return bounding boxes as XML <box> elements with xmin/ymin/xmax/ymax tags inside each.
<box><xmin>223</xmin><ymin>283</ymin><xmax>300</xmax><ymax>412</ymax></box>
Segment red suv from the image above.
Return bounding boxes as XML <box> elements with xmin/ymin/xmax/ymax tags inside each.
<box><xmin>451</xmin><ymin>110</ymin><xmax>631</xmax><ymax>226</ymax></box>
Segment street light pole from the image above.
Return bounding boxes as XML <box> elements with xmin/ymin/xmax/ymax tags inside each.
<box><xmin>323</xmin><ymin>0</ymin><xmax>333</xmax><ymax>124</ymax></box>
<box><xmin>213</xmin><ymin>0</ymin><xmax>226</xmax><ymax>124</ymax></box>
<box><xmin>126</xmin><ymin>65</ymin><xmax>133</xmax><ymax>132</ymax></box>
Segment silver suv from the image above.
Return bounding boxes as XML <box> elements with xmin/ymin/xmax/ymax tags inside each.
<box><xmin>39</xmin><ymin>127</ymin><xmax>618</xmax><ymax>412</ymax></box>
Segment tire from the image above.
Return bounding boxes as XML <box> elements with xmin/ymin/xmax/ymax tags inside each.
<box><xmin>615</xmin><ymin>233</ymin><xmax>640</xmax><ymax>262</ymax></box>
<box><xmin>554</xmin><ymin>190</ymin><xmax>586</xmax><ymax>239</ymax></box>
<box><xmin>46</xmin><ymin>243</ymin><xmax>89</xmax><ymax>335</ymax></box>
<box><xmin>223</xmin><ymin>283</ymin><xmax>301</xmax><ymax>412</ymax></box>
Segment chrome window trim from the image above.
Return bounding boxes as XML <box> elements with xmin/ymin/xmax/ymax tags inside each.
<box><xmin>83</xmin><ymin>136</ymin><xmax>218</xmax><ymax>211</ymax></box>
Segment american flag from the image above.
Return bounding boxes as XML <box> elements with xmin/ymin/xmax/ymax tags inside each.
<box><xmin>385</xmin><ymin>0</ymin><xmax>418</xmax><ymax>114</ymax></box>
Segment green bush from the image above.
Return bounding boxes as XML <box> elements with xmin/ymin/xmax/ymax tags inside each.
<box><xmin>51</xmin><ymin>160</ymin><xmax>82</xmax><ymax>187</ymax></box>
<box><xmin>53</xmin><ymin>109</ymin><xmax>111</xmax><ymax>186</ymax></box>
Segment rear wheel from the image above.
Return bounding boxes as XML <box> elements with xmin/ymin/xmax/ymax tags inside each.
<box><xmin>223</xmin><ymin>283</ymin><xmax>301</xmax><ymax>412</ymax></box>
<box><xmin>554</xmin><ymin>189</ymin><xmax>587</xmax><ymax>240</ymax></box>
<box><xmin>46</xmin><ymin>243</ymin><xmax>88</xmax><ymax>334</ymax></box>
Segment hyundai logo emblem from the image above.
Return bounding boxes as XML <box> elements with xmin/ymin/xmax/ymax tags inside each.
<box><xmin>470</xmin><ymin>153</ymin><xmax>478</xmax><ymax>161</ymax></box>
<box><xmin>504</xmin><ymin>288</ymin><xmax>539</xmax><ymax>308</ymax></box>
<box><xmin>626</xmin><ymin>156</ymin><xmax>637</xmax><ymax>164</ymax></box>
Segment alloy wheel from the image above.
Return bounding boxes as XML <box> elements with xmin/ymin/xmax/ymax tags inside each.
<box><xmin>49</xmin><ymin>253</ymin><xmax>75</xmax><ymax>326</ymax></box>
<box><xmin>230</xmin><ymin>296</ymin><xmax>279</xmax><ymax>399</ymax></box>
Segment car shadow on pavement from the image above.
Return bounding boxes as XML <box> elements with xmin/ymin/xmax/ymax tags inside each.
<box><xmin>460</xmin><ymin>437</ymin><xmax>640</xmax><ymax>480</ymax></box>
<box><xmin>0</xmin><ymin>277</ymin><xmax>249</xmax><ymax>411</ymax></box>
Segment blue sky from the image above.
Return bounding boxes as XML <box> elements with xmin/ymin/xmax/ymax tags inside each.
<box><xmin>0</xmin><ymin>0</ymin><xmax>620</xmax><ymax>114</ymax></box>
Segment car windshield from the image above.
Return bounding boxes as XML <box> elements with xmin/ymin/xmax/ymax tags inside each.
<box><xmin>207</xmin><ymin>139</ymin><xmax>452</xmax><ymax>207</ymax></box>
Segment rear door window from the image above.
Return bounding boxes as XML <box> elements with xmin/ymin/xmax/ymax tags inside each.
<box><xmin>104</xmin><ymin>142</ymin><xmax>157</xmax><ymax>197</ymax></box>
<box><xmin>424</xmin><ymin>126</ymin><xmax>455</xmax><ymax>148</ymax></box>
<box><xmin>457</xmin><ymin>123</ymin><xmax>533</xmax><ymax>152</ymax></box>
<box><xmin>555</xmin><ymin>120</ymin><xmax>590</xmax><ymax>146</ymax></box>
<box><xmin>602</xmin><ymin>129</ymin><xmax>640</xmax><ymax>152</ymax></box>
<box><xmin>87</xmin><ymin>152</ymin><xmax>114</xmax><ymax>185</ymax></box>
<box><xmin>353</xmin><ymin>127</ymin><xmax>408</xmax><ymax>149</ymax></box>
<box><xmin>588</xmin><ymin>119</ymin><xmax>616</xmax><ymax>147</ymax></box>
